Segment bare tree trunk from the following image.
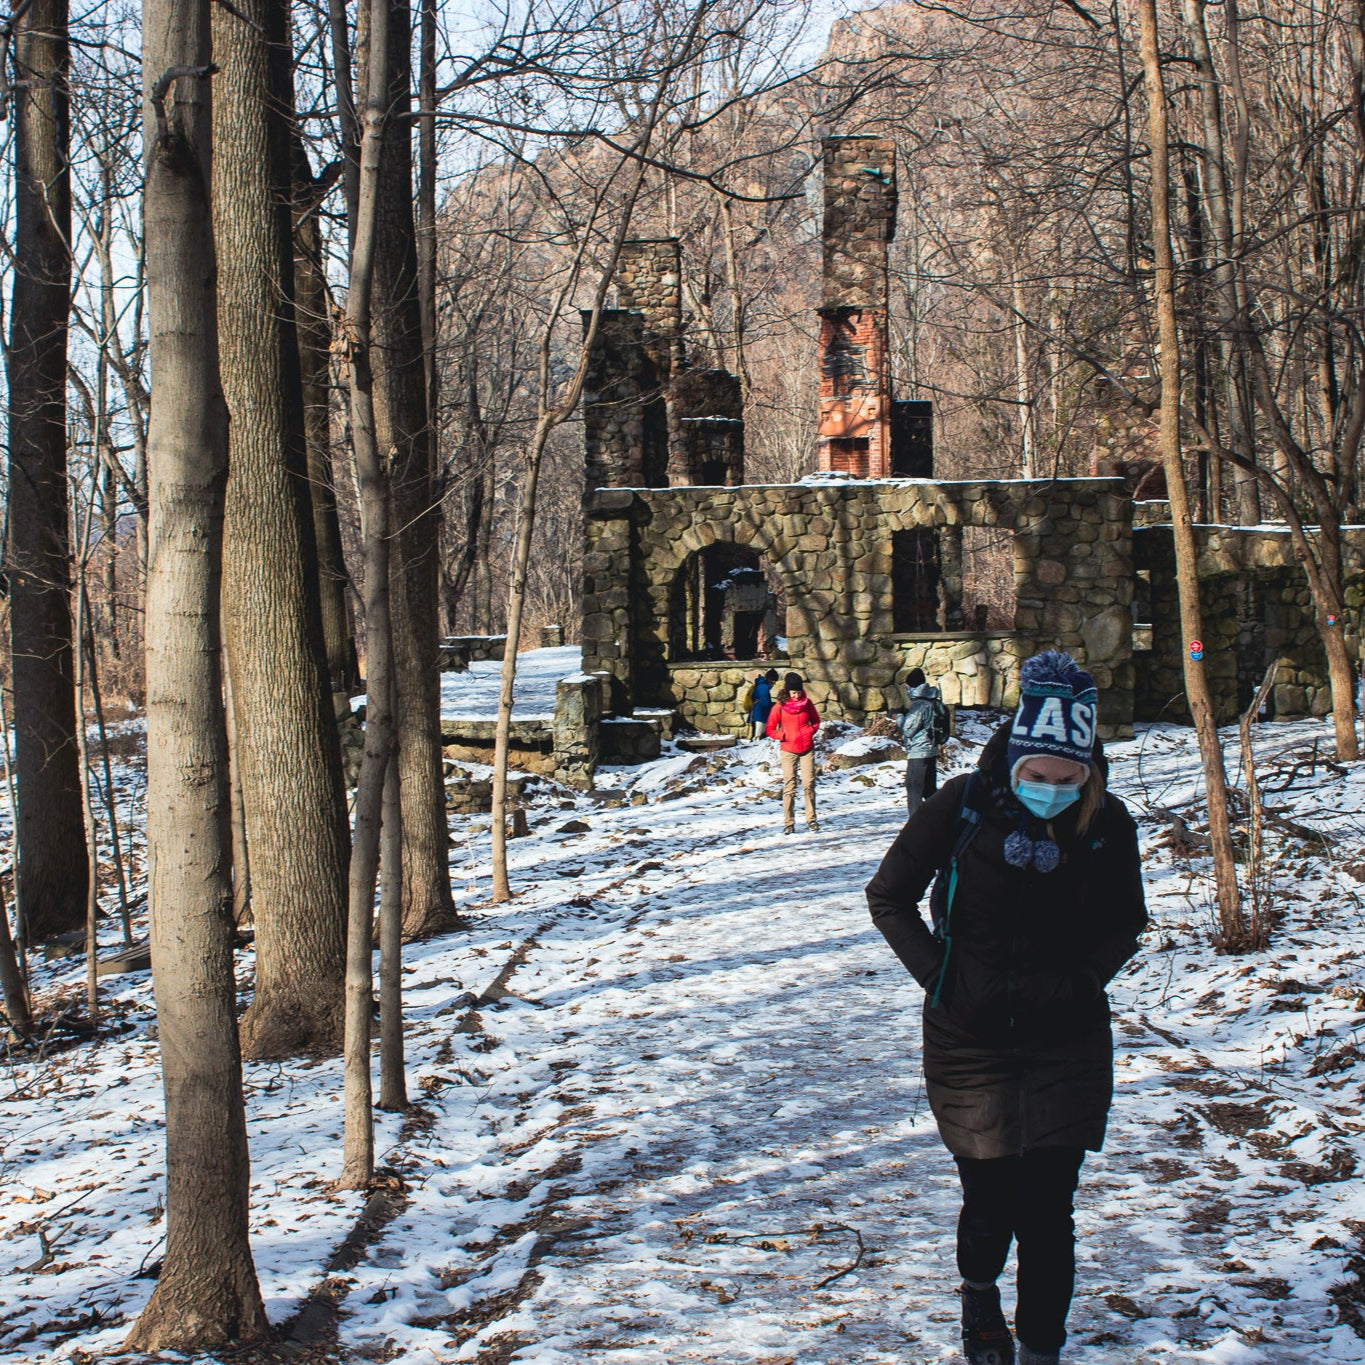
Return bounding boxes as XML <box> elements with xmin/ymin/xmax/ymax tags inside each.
<box><xmin>215</xmin><ymin>0</ymin><xmax>350</xmax><ymax>1058</ymax></box>
<box><xmin>73</xmin><ymin>526</ymin><xmax>99</xmax><ymax>1026</ymax></box>
<box><xmin>126</xmin><ymin>17</ymin><xmax>268</xmax><ymax>1347</ymax></box>
<box><xmin>340</xmin><ymin>0</ymin><xmax>398</xmax><ymax>1190</ymax></box>
<box><xmin>294</xmin><ymin>179</ymin><xmax>360</xmax><ymax>695</ymax></box>
<box><xmin>0</xmin><ymin>881</ymin><xmax>30</xmax><ymax>1036</ymax></box>
<box><xmin>85</xmin><ymin>619</ymin><xmax>132</xmax><ymax>944</ymax></box>
<box><xmin>1011</xmin><ymin>262</ymin><xmax>1033</xmax><ymax>477</ymax></box>
<box><xmin>719</xmin><ymin>196</ymin><xmax>752</xmax><ymax>400</ymax></box>
<box><xmin>1138</xmin><ymin>0</ymin><xmax>1245</xmax><ymax>949</ymax></box>
<box><xmin>5</xmin><ymin>0</ymin><xmax>86</xmax><ymax>941</ymax></box>
<box><xmin>371</xmin><ymin>0</ymin><xmax>455</xmax><ymax>940</ymax></box>
<box><xmin>1179</xmin><ymin>0</ymin><xmax>1260</xmax><ymax>526</ymax></box>
<box><xmin>223</xmin><ymin>655</ymin><xmax>252</xmax><ymax>925</ymax></box>
<box><xmin>377</xmin><ymin>751</ymin><xmax>406</xmax><ymax>1109</ymax></box>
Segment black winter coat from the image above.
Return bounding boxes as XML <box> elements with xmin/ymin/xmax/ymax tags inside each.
<box><xmin>866</xmin><ymin>726</ymin><xmax>1147</xmax><ymax>1159</ymax></box>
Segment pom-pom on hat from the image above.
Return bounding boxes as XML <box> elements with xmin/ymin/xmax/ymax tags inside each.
<box><xmin>1007</xmin><ymin>650</ymin><xmax>1099</xmax><ymax>784</ymax></box>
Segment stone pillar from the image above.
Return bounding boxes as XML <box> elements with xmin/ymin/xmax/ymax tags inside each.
<box><xmin>818</xmin><ymin>135</ymin><xmax>897</xmax><ymax>478</ymax></box>
<box><xmin>553</xmin><ymin>673</ymin><xmax>602</xmax><ymax>790</ymax></box>
<box><xmin>580</xmin><ymin>489</ymin><xmax>635</xmax><ymax>711</ymax></box>
<box><xmin>582</xmin><ymin>309</ymin><xmax>646</xmax><ymax>492</ymax></box>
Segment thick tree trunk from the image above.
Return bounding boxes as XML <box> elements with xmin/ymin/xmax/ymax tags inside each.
<box><xmin>1138</xmin><ymin>0</ymin><xmax>1246</xmax><ymax>949</ymax></box>
<box><xmin>127</xmin><ymin>15</ymin><xmax>268</xmax><ymax>1348</ymax></box>
<box><xmin>294</xmin><ymin>185</ymin><xmax>361</xmax><ymax>695</ymax></box>
<box><xmin>214</xmin><ymin>0</ymin><xmax>350</xmax><ymax>1058</ymax></box>
<box><xmin>5</xmin><ymin>0</ymin><xmax>86</xmax><ymax>941</ymax></box>
<box><xmin>371</xmin><ymin>0</ymin><xmax>455</xmax><ymax>940</ymax></box>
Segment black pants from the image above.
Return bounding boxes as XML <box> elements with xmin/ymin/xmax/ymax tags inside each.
<box><xmin>904</xmin><ymin>756</ymin><xmax>938</xmax><ymax>817</ymax></box>
<box><xmin>955</xmin><ymin>1147</ymin><xmax>1086</xmax><ymax>1354</ymax></box>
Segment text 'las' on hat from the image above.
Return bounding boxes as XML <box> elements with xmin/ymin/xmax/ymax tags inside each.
<box><xmin>1006</xmin><ymin>650</ymin><xmax>1098</xmax><ymax>783</ymax></box>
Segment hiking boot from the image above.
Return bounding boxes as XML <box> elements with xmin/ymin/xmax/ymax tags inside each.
<box><xmin>807</xmin><ymin>821</ymin><xmax>820</xmax><ymax>832</ymax></box>
<box><xmin>961</xmin><ymin>1283</ymin><xmax>1014</xmax><ymax>1365</ymax></box>
<box><xmin>1016</xmin><ymin>1347</ymin><xmax>1059</xmax><ymax>1365</ymax></box>
<box><xmin>783</xmin><ymin>825</ymin><xmax>795</xmax><ymax>835</ymax></box>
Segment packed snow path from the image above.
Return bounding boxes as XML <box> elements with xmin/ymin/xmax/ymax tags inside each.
<box><xmin>2</xmin><ymin>698</ymin><xmax>1365</xmax><ymax>1362</ymax></box>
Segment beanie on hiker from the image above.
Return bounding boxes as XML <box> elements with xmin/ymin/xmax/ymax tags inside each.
<box><xmin>785</xmin><ymin>672</ymin><xmax>804</xmax><ymax>693</ymax></box>
<box><xmin>1006</xmin><ymin>650</ymin><xmax>1098</xmax><ymax>783</ymax></box>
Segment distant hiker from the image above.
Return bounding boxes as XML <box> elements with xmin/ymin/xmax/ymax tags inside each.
<box><xmin>896</xmin><ymin>666</ymin><xmax>949</xmax><ymax>817</ymax></box>
<box><xmin>748</xmin><ymin>668</ymin><xmax>780</xmax><ymax>741</ymax></box>
<box><xmin>766</xmin><ymin>671</ymin><xmax>820</xmax><ymax>833</ymax></box>
<box><xmin>866</xmin><ymin>650</ymin><xmax>1147</xmax><ymax>1365</ymax></box>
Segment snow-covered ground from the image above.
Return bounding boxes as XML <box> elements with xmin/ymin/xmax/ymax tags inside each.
<box><xmin>438</xmin><ymin>647</ymin><xmax>581</xmax><ymax>720</ymax></box>
<box><xmin>3</xmin><ymin>674</ymin><xmax>1365</xmax><ymax>1363</ymax></box>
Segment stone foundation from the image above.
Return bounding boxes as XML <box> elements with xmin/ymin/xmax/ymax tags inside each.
<box><xmin>582</xmin><ymin>477</ymin><xmax>1136</xmax><ymax>736</ymax></box>
<box><xmin>1135</xmin><ymin>522</ymin><xmax>1365</xmax><ymax>722</ymax></box>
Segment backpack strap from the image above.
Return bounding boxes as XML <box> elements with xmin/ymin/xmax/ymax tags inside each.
<box><xmin>929</xmin><ymin>773</ymin><xmax>984</xmax><ymax>1009</ymax></box>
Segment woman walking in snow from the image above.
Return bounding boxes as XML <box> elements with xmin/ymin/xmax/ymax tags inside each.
<box><xmin>766</xmin><ymin>671</ymin><xmax>820</xmax><ymax>833</ymax></box>
<box><xmin>866</xmin><ymin>651</ymin><xmax>1146</xmax><ymax>1365</ymax></box>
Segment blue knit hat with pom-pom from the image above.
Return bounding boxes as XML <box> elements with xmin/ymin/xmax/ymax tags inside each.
<box><xmin>1007</xmin><ymin>650</ymin><xmax>1099</xmax><ymax>783</ymax></box>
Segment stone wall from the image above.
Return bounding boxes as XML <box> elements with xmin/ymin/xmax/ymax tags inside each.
<box><xmin>1135</xmin><ymin>524</ymin><xmax>1365</xmax><ymax>722</ymax></box>
<box><xmin>668</xmin><ymin>368</ymin><xmax>744</xmax><ymax>486</ymax></box>
<box><xmin>439</xmin><ymin>634</ymin><xmax>507</xmax><ymax>668</ymax></box>
<box><xmin>582</xmin><ymin>477</ymin><xmax>1135</xmax><ymax>736</ymax></box>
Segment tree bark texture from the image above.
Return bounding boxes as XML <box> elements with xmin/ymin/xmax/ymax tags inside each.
<box><xmin>371</xmin><ymin>0</ymin><xmax>455</xmax><ymax>941</ymax></box>
<box><xmin>340</xmin><ymin>0</ymin><xmax>397</xmax><ymax>1188</ymax></box>
<box><xmin>1138</xmin><ymin>0</ymin><xmax>1245</xmax><ymax>948</ymax></box>
<box><xmin>294</xmin><ymin>183</ymin><xmax>360</xmax><ymax>695</ymax></box>
<box><xmin>214</xmin><ymin>0</ymin><xmax>351</xmax><ymax>1058</ymax></box>
<box><xmin>127</xmin><ymin>9</ymin><xmax>268</xmax><ymax>1346</ymax></box>
<box><xmin>5</xmin><ymin>0</ymin><xmax>87</xmax><ymax>941</ymax></box>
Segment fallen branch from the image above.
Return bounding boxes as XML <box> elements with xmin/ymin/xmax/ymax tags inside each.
<box><xmin>696</xmin><ymin>1221</ymin><xmax>866</xmax><ymax>1290</ymax></box>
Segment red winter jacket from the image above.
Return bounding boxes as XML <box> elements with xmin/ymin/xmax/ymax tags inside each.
<box><xmin>767</xmin><ymin>695</ymin><xmax>820</xmax><ymax>754</ymax></box>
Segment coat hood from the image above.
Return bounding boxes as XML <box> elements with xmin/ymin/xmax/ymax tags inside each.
<box><xmin>907</xmin><ymin>682</ymin><xmax>940</xmax><ymax>701</ymax></box>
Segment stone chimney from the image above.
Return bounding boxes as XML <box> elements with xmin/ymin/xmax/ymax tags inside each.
<box><xmin>817</xmin><ymin>135</ymin><xmax>897</xmax><ymax>478</ymax></box>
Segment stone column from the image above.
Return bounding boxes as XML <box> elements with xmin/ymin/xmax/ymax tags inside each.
<box><xmin>553</xmin><ymin>673</ymin><xmax>602</xmax><ymax>790</ymax></box>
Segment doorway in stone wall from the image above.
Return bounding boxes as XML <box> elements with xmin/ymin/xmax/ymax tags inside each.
<box><xmin>670</xmin><ymin>545</ymin><xmax>787</xmax><ymax>661</ymax></box>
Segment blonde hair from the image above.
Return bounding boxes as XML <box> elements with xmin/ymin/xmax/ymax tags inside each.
<box><xmin>1076</xmin><ymin>762</ymin><xmax>1106</xmax><ymax>836</ymax></box>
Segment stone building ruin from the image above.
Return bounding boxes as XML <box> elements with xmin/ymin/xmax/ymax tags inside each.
<box><xmin>563</xmin><ymin>132</ymin><xmax>1365</xmax><ymax>776</ymax></box>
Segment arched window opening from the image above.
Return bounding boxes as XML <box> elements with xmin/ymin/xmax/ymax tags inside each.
<box><xmin>670</xmin><ymin>545</ymin><xmax>786</xmax><ymax>662</ymax></box>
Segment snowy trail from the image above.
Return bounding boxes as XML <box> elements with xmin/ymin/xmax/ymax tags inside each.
<box><xmin>329</xmin><ymin>727</ymin><xmax>1365</xmax><ymax>1364</ymax></box>
<box><xmin>4</xmin><ymin>710</ymin><xmax>1365</xmax><ymax>1362</ymax></box>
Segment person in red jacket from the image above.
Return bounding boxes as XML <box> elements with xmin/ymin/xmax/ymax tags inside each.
<box><xmin>766</xmin><ymin>671</ymin><xmax>821</xmax><ymax>833</ymax></box>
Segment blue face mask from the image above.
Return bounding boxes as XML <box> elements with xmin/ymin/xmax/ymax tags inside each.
<box><xmin>1014</xmin><ymin>779</ymin><xmax>1081</xmax><ymax>821</ymax></box>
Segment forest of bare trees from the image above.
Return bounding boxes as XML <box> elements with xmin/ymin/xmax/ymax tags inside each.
<box><xmin>0</xmin><ymin>0</ymin><xmax>1361</xmax><ymax>1347</ymax></box>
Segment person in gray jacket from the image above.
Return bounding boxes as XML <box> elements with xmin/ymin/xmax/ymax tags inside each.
<box><xmin>897</xmin><ymin>668</ymin><xmax>949</xmax><ymax>817</ymax></box>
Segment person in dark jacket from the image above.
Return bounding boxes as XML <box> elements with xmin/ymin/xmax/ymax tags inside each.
<box><xmin>866</xmin><ymin>651</ymin><xmax>1147</xmax><ymax>1365</ymax></box>
<box><xmin>750</xmin><ymin>668</ymin><xmax>780</xmax><ymax>740</ymax></box>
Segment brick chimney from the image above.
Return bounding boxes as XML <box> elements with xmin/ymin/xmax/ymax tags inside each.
<box><xmin>817</xmin><ymin>136</ymin><xmax>897</xmax><ymax>478</ymax></box>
